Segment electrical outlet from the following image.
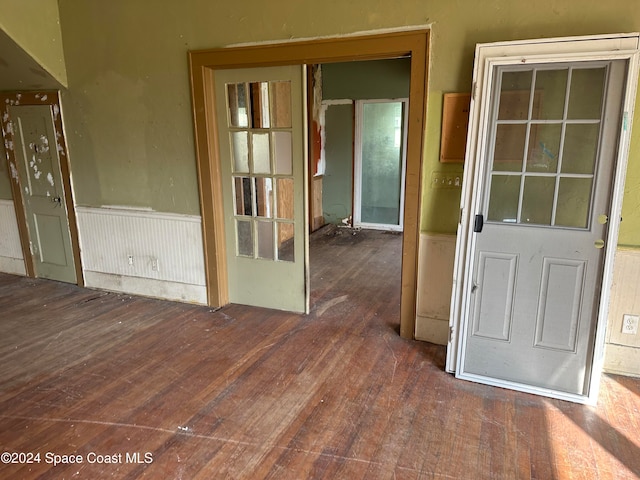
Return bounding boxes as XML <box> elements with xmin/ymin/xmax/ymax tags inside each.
<box><xmin>151</xmin><ymin>257</ymin><xmax>159</xmax><ymax>272</ymax></box>
<box><xmin>622</xmin><ymin>314</ymin><xmax>639</xmax><ymax>335</ymax></box>
<box><xmin>127</xmin><ymin>255</ymin><xmax>134</xmax><ymax>266</ymax></box>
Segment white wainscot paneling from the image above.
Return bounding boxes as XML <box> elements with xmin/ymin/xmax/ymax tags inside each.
<box><xmin>76</xmin><ymin>206</ymin><xmax>207</xmax><ymax>304</ymax></box>
<box><xmin>604</xmin><ymin>248</ymin><xmax>640</xmax><ymax>377</ymax></box>
<box><xmin>0</xmin><ymin>199</ymin><xmax>26</xmax><ymax>275</ymax></box>
<box><xmin>415</xmin><ymin>233</ymin><xmax>456</xmax><ymax>345</ymax></box>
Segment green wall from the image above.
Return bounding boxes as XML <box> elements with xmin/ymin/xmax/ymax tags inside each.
<box><xmin>53</xmin><ymin>0</ymin><xmax>640</xmax><ymax>245</ymax></box>
<box><xmin>0</xmin><ymin>0</ymin><xmax>67</xmax><ymax>86</ymax></box>
<box><xmin>322</xmin><ymin>59</ymin><xmax>411</xmax><ymax>100</ymax></box>
<box><xmin>323</xmin><ymin>104</ymin><xmax>353</xmax><ymax>224</ymax></box>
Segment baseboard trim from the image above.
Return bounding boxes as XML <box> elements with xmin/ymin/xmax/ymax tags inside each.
<box><xmin>83</xmin><ymin>271</ymin><xmax>207</xmax><ymax>305</ymax></box>
<box><xmin>604</xmin><ymin>343</ymin><xmax>640</xmax><ymax>378</ymax></box>
<box><xmin>415</xmin><ymin>315</ymin><xmax>449</xmax><ymax>345</ymax></box>
<box><xmin>0</xmin><ymin>256</ymin><xmax>26</xmax><ymax>276</ymax></box>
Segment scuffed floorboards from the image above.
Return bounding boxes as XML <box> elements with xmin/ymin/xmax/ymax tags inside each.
<box><xmin>0</xmin><ymin>228</ymin><xmax>639</xmax><ymax>479</ymax></box>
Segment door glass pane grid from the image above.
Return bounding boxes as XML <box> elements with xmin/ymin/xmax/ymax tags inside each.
<box><xmin>487</xmin><ymin>64</ymin><xmax>606</xmax><ymax>229</ymax></box>
<box><xmin>227</xmin><ymin>81</ymin><xmax>295</xmax><ymax>262</ymax></box>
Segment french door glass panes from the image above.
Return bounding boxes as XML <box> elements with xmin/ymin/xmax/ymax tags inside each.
<box><xmin>486</xmin><ymin>65</ymin><xmax>606</xmax><ymax>229</ymax></box>
<box><xmin>226</xmin><ymin>81</ymin><xmax>295</xmax><ymax>262</ymax></box>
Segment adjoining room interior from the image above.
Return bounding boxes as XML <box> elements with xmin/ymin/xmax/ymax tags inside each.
<box><xmin>308</xmin><ymin>58</ymin><xmax>410</xmax><ymax>312</ymax></box>
<box><xmin>312</xmin><ymin>58</ymin><xmax>410</xmax><ymax>231</ymax></box>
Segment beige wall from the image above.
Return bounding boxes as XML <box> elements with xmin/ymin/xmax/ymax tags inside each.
<box><xmin>605</xmin><ymin>249</ymin><xmax>640</xmax><ymax>376</ymax></box>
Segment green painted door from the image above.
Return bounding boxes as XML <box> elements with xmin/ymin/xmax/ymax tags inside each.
<box><xmin>215</xmin><ymin>66</ymin><xmax>309</xmax><ymax>313</ymax></box>
<box><xmin>10</xmin><ymin>105</ymin><xmax>76</xmax><ymax>284</ymax></box>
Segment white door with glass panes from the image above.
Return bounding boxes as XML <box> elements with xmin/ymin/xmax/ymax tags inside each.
<box><xmin>354</xmin><ymin>99</ymin><xmax>408</xmax><ymax>231</ymax></box>
<box><xmin>214</xmin><ymin>66</ymin><xmax>309</xmax><ymax>313</ymax></box>
<box><xmin>457</xmin><ymin>58</ymin><xmax>629</xmax><ymax>399</ymax></box>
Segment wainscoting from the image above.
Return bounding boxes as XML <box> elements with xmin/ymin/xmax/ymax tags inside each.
<box><xmin>0</xmin><ymin>199</ymin><xmax>25</xmax><ymax>275</ymax></box>
<box><xmin>75</xmin><ymin>206</ymin><xmax>207</xmax><ymax>304</ymax></box>
<box><xmin>604</xmin><ymin>248</ymin><xmax>640</xmax><ymax>377</ymax></box>
<box><xmin>414</xmin><ymin>232</ymin><xmax>456</xmax><ymax>345</ymax></box>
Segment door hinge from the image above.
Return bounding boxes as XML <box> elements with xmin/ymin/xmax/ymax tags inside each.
<box><xmin>472</xmin><ymin>82</ymin><xmax>477</xmax><ymax>100</ymax></box>
<box><xmin>449</xmin><ymin>326</ymin><xmax>454</xmax><ymax>343</ymax></box>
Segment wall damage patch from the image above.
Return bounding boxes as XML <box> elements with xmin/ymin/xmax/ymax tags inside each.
<box><xmin>9</xmin><ymin>162</ymin><xmax>19</xmax><ymax>181</ymax></box>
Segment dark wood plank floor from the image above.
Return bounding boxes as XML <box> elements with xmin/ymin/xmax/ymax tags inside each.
<box><xmin>1</xmin><ymin>227</ymin><xmax>639</xmax><ymax>479</ymax></box>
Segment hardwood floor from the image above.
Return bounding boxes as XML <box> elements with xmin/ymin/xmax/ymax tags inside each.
<box><xmin>0</xmin><ymin>227</ymin><xmax>639</xmax><ymax>479</ymax></box>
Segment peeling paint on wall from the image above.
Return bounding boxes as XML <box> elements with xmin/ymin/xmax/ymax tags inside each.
<box><xmin>5</xmin><ymin>95</ymin><xmax>22</xmax><ymax>107</ymax></box>
<box><xmin>9</xmin><ymin>162</ymin><xmax>19</xmax><ymax>181</ymax></box>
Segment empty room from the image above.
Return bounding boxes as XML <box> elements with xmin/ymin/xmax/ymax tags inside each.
<box><xmin>1</xmin><ymin>1</ymin><xmax>640</xmax><ymax>478</ymax></box>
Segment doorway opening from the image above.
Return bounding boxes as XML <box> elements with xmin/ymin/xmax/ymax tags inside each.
<box><xmin>307</xmin><ymin>58</ymin><xmax>410</xmax><ymax>316</ymax></box>
<box><xmin>353</xmin><ymin>98</ymin><xmax>408</xmax><ymax>231</ymax></box>
<box><xmin>310</xmin><ymin>59</ymin><xmax>410</xmax><ymax>233</ymax></box>
<box><xmin>189</xmin><ymin>29</ymin><xmax>429</xmax><ymax>337</ymax></box>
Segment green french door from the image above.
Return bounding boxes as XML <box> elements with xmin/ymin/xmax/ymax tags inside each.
<box><xmin>214</xmin><ymin>66</ymin><xmax>309</xmax><ymax>313</ymax></box>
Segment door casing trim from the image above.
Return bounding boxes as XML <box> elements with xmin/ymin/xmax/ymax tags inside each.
<box><xmin>188</xmin><ymin>30</ymin><xmax>430</xmax><ymax>338</ymax></box>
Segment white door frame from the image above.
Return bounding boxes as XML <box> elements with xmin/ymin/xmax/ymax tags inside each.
<box><xmin>447</xmin><ymin>33</ymin><xmax>640</xmax><ymax>404</ymax></box>
<box><xmin>353</xmin><ymin>98</ymin><xmax>408</xmax><ymax>232</ymax></box>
